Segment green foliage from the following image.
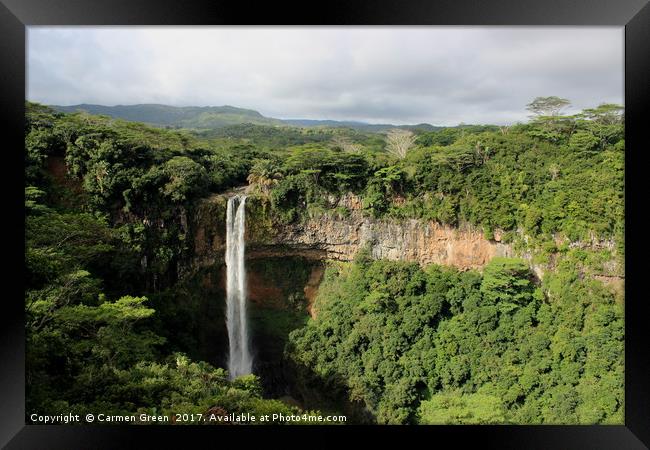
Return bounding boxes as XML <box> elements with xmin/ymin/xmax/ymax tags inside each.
<box><xmin>161</xmin><ymin>156</ymin><xmax>209</xmax><ymax>203</ymax></box>
<box><xmin>480</xmin><ymin>257</ymin><xmax>536</xmax><ymax>307</ymax></box>
<box><xmin>287</xmin><ymin>256</ymin><xmax>623</xmax><ymax>425</ymax></box>
<box><xmin>287</xmin><ymin>258</ymin><xmax>476</xmax><ymax>424</ymax></box>
<box><xmin>25</xmin><ymin>186</ymin><xmax>51</xmax><ymax>215</ymax></box>
<box><xmin>568</xmin><ymin>130</ymin><xmax>600</xmax><ymax>152</ymax></box>
<box><xmin>418</xmin><ymin>390</ymin><xmax>506</xmax><ymax>424</ymax></box>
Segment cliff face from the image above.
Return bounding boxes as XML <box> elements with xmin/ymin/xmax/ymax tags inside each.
<box><xmin>257</xmin><ymin>214</ymin><xmax>513</xmax><ymax>269</ymax></box>
<box><xmin>189</xmin><ymin>193</ymin><xmax>513</xmax><ymax>272</ymax></box>
<box><xmin>188</xmin><ymin>192</ymin><xmax>623</xmax><ymax>288</ymax></box>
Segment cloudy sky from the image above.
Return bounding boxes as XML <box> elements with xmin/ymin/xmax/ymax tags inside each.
<box><xmin>27</xmin><ymin>27</ymin><xmax>623</xmax><ymax>126</ymax></box>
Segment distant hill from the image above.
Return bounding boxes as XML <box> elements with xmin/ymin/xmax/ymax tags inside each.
<box><xmin>50</xmin><ymin>104</ymin><xmax>443</xmax><ymax>132</ymax></box>
<box><xmin>282</xmin><ymin>119</ymin><xmax>372</xmax><ymax>128</ymax></box>
<box><xmin>282</xmin><ymin>119</ymin><xmax>442</xmax><ymax>132</ymax></box>
<box><xmin>51</xmin><ymin>104</ymin><xmax>284</xmax><ymax>129</ymax></box>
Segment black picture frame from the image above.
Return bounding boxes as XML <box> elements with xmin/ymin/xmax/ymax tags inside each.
<box><xmin>2</xmin><ymin>0</ymin><xmax>648</xmax><ymax>447</ymax></box>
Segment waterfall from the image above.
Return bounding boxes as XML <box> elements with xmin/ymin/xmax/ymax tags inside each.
<box><xmin>225</xmin><ymin>195</ymin><xmax>253</xmax><ymax>379</ymax></box>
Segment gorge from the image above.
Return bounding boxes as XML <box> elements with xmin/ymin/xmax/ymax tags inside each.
<box><xmin>180</xmin><ymin>188</ymin><xmax>624</xmax><ymax>414</ymax></box>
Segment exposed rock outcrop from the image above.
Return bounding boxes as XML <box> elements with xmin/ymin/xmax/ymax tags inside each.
<box><xmin>304</xmin><ymin>265</ymin><xmax>325</xmax><ymax>318</ymax></box>
<box><xmin>254</xmin><ymin>214</ymin><xmax>514</xmax><ymax>270</ymax></box>
<box><xmin>189</xmin><ymin>194</ymin><xmax>513</xmax><ymax>272</ymax></box>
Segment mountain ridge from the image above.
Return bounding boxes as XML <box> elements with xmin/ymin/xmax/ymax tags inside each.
<box><xmin>49</xmin><ymin>103</ymin><xmax>443</xmax><ymax>132</ymax></box>
<box><xmin>51</xmin><ymin>103</ymin><xmax>283</xmax><ymax>129</ymax></box>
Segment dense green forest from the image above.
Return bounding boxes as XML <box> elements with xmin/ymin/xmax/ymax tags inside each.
<box><xmin>25</xmin><ymin>98</ymin><xmax>624</xmax><ymax>424</ymax></box>
<box><xmin>288</xmin><ymin>254</ymin><xmax>623</xmax><ymax>424</ymax></box>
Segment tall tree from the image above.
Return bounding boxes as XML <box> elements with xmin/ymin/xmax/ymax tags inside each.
<box><xmin>526</xmin><ymin>96</ymin><xmax>571</xmax><ymax>117</ymax></box>
<box><xmin>247</xmin><ymin>158</ymin><xmax>282</xmax><ymax>194</ymax></box>
<box><xmin>331</xmin><ymin>135</ymin><xmax>362</xmax><ymax>153</ymax></box>
<box><xmin>385</xmin><ymin>129</ymin><xmax>416</xmax><ymax>159</ymax></box>
<box><xmin>582</xmin><ymin>103</ymin><xmax>624</xmax><ymax>125</ymax></box>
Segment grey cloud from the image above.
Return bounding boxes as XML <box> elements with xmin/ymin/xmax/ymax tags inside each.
<box><xmin>27</xmin><ymin>26</ymin><xmax>623</xmax><ymax>126</ymax></box>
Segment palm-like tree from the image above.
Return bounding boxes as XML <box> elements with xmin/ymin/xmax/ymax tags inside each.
<box><xmin>247</xmin><ymin>159</ymin><xmax>282</xmax><ymax>194</ymax></box>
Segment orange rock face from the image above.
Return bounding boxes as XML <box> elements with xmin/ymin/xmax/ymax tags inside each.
<box><xmin>246</xmin><ymin>270</ymin><xmax>286</xmax><ymax>309</ymax></box>
<box><xmin>190</xmin><ymin>195</ymin><xmax>513</xmax><ymax>272</ymax></box>
<box><xmin>213</xmin><ymin>265</ymin><xmax>286</xmax><ymax>309</ymax></box>
<box><xmin>270</xmin><ymin>215</ymin><xmax>513</xmax><ymax>271</ymax></box>
<box><xmin>304</xmin><ymin>265</ymin><xmax>325</xmax><ymax>318</ymax></box>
